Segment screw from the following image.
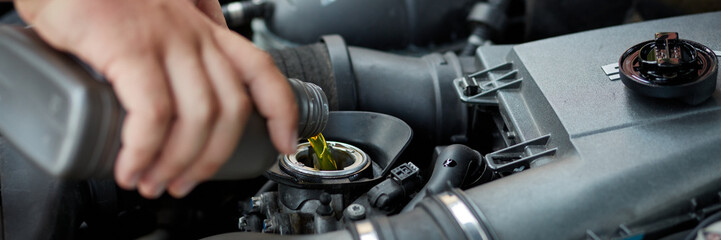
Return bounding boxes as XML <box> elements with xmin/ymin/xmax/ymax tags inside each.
<box><xmin>344</xmin><ymin>203</ymin><xmax>367</xmax><ymax>220</ymax></box>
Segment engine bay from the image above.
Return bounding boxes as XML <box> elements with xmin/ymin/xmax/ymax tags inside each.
<box><xmin>0</xmin><ymin>1</ymin><xmax>721</xmax><ymax>240</ymax></box>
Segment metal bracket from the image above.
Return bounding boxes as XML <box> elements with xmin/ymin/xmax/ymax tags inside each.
<box><xmin>601</xmin><ymin>63</ymin><xmax>621</xmax><ymax>81</ymax></box>
<box><xmin>484</xmin><ymin>135</ymin><xmax>556</xmax><ymax>176</ymax></box>
<box><xmin>453</xmin><ymin>62</ymin><xmax>522</xmax><ymax>106</ymax></box>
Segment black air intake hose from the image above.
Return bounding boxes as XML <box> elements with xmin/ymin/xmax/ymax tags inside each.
<box><xmin>267</xmin><ymin>42</ymin><xmax>339</xmax><ymax>110</ymax></box>
<box><xmin>262</xmin><ymin>0</ymin><xmax>476</xmax><ymax>50</ymax></box>
<box><xmin>402</xmin><ymin>144</ymin><xmax>484</xmax><ymax>212</ymax></box>
<box><xmin>268</xmin><ymin>36</ymin><xmax>472</xmax><ymax>145</ymax></box>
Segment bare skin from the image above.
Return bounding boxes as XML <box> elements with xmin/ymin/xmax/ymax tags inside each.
<box><xmin>8</xmin><ymin>0</ymin><xmax>298</xmax><ymax>198</ymax></box>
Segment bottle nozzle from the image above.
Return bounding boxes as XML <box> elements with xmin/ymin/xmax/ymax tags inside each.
<box><xmin>287</xmin><ymin>78</ymin><xmax>329</xmax><ymax>139</ymax></box>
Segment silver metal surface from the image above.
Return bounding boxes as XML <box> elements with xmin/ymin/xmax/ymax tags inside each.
<box><xmin>355</xmin><ymin>220</ymin><xmax>380</xmax><ymax>240</ymax></box>
<box><xmin>601</xmin><ymin>63</ymin><xmax>620</xmax><ymax>81</ymax></box>
<box><xmin>226</xmin><ymin>2</ymin><xmax>244</xmax><ymax>25</ymax></box>
<box><xmin>281</xmin><ymin>141</ymin><xmax>370</xmax><ymax>178</ymax></box>
<box><xmin>438</xmin><ymin>192</ymin><xmax>489</xmax><ymax>240</ymax></box>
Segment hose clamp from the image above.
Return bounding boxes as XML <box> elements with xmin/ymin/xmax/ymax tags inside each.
<box><xmin>355</xmin><ymin>220</ymin><xmax>380</xmax><ymax>240</ymax></box>
<box><xmin>320</xmin><ymin>35</ymin><xmax>357</xmax><ymax>110</ymax></box>
<box><xmin>437</xmin><ymin>191</ymin><xmax>491</xmax><ymax>240</ymax></box>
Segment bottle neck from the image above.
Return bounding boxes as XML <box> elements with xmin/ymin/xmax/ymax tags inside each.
<box><xmin>287</xmin><ymin>78</ymin><xmax>329</xmax><ymax>139</ymax></box>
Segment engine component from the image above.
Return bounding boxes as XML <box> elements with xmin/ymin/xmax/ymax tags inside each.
<box><xmin>0</xmin><ymin>26</ymin><xmax>329</xmax><ymax>180</ymax></box>
<box><xmin>254</xmin><ymin>0</ymin><xmax>476</xmax><ymax>50</ymax></box>
<box><xmin>523</xmin><ymin>0</ymin><xmax>633</xmax><ymax>41</ymax></box>
<box><xmin>402</xmin><ymin>144</ymin><xmax>484</xmax><ymax>212</ymax></box>
<box><xmin>343</xmin><ymin>204</ymin><xmax>367</xmax><ymax>221</ymax></box>
<box><xmin>222</xmin><ymin>0</ymin><xmax>271</xmax><ymax>28</ymax></box>
<box><xmin>205</xmin><ymin>12</ymin><xmax>721</xmax><ymax>240</ymax></box>
<box><xmin>618</xmin><ymin>32</ymin><xmax>718</xmax><ymax>105</ymax></box>
<box><xmin>367</xmin><ymin>162</ymin><xmax>422</xmax><ymax>211</ymax></box>
<box><xmin>461</xmin><ymin>12</ymin><xmax>721</xmax><ymax>240</ymax></box>
<box><xmin>2</xmin><ymin>5</ymin><xmax>721</xmax><ymax>240</ymax></box>
<box><xmin>268</xmin><ymin>36</ymin><xmax>473</xmax><ymax>147</ymax></box>
<box><xmin>265</xmin><ymin>111</ymin><xmax>412</xmax><ymax>189</ymax></box>
<box><xmin>281</xmin><ymin>141</ymin><xmax>369</xmax><ymax>179</ymax></box>
<box><xmin>460</xmin><ymin>0</ymin><xmax>511</xmax><ymax>56</ymax></box>
<box><xmin>213</xmin><ymin>189</ymin><xmax>494</xmax><ymax>240</ymax></box>
<box><xmin>237</xmin><ymin>112</ymin><xmax>412</xmax><ymax>235</ymax></box>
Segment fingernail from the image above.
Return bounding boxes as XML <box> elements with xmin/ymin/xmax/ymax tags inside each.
<box><xmin>121</xmin><ymin>172</ymin><xmax>141</xmax><ymax>190</ymax></box>
<box><xmin>128</xmin><ymin>173</ymin><xmax>141</xmax><ymax>187</ymax></box>
<box><xmin>172</xmin><ymin>181</ymin><xmax>197</xmax><ymax>198</ymax></box>
<box><xmin>149</xmin><ymin>182</ymin><xmax>166</xmax><ymax>199</ymax></box>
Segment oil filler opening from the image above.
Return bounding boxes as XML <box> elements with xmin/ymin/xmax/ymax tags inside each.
<box><xmin>281</xmin><ymin>141</ymin><xmax>370</xmax><ymax>178</ymax></box>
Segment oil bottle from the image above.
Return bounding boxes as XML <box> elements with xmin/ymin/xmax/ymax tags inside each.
<box><xmin>0</xmin><ymin>26</ymin><xmax>329</xmax><ymax>180</ymax></box>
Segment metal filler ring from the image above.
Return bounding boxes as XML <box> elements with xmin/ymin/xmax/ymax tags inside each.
<box><xmin>281</xmin><ymin>141</ymin><xmax>369</xmax><ymax>178</ymax></box>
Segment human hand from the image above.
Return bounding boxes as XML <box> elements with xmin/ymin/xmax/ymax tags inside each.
<box><xmin>15</xmin><ymin>0</ymin><xmax>298</xmax><ymax>198</ymax></box>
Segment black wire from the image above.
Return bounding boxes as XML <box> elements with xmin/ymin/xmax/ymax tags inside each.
<box><xmin>254</xmin><ymin>180</ymin><xmax>277</xmax><ymax>197</ymax></box>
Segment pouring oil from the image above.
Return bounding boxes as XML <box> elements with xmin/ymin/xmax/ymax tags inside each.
<box><xmin>307</xmin><ymin>133</ymin><xmax>338</xmax><ymax>170</ymax></box>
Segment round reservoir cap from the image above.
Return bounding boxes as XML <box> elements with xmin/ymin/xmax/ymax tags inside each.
<box><xmin>619</xmin><ymin>32</ymin><xmax>718</xmax><ymax>105</ymax></box>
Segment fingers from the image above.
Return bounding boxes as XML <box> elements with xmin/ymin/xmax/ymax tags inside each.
<box><xmin>115</xmin><ymin>2</ymin><xmax>286</xmax><ymax>199</ymax></box>
<box><xmin>108</xmin><ymin>54</ymin><xmax>173</xmax><ymax>191</ymax></box>
<box><xmin>137</xmin><ymin>37</ymin><xmax>218</xmax><ymax>198</ymax></box>
<box><xmin>29</xmin><ymin>0</ymin><xmax>294</xmax><ymax>199</ymax></box>
<box><xmin>215</xmin><ymin>29</ymin><xmax>299</xmax><ymax>155</ymax></box>
<box><xmin>167</xmin><ymin>37</ymin><xmax>252</xmax><ymax>198</ymax></box>
<box><xmin>196</xmin><ymin>0</ymin><xmax>227</xmax><ymax>27</ymax></box>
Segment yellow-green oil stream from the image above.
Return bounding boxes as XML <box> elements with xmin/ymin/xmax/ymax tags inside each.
<box><xmin>307</xmin><ymin>133</ymin><xmax>338</xmax><ymax>170</ymax></box>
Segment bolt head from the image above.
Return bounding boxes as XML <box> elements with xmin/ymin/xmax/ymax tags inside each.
<box><xmin>345</xmin><ymin>203</ymin><xmax>367</xmax><ymax>220</ymax></box>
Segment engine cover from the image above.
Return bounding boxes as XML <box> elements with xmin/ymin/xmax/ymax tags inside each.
<box><xmin>465</xmin><ymin>12</ymin><xmax>721</xmax><ymax>239</ymax></box>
